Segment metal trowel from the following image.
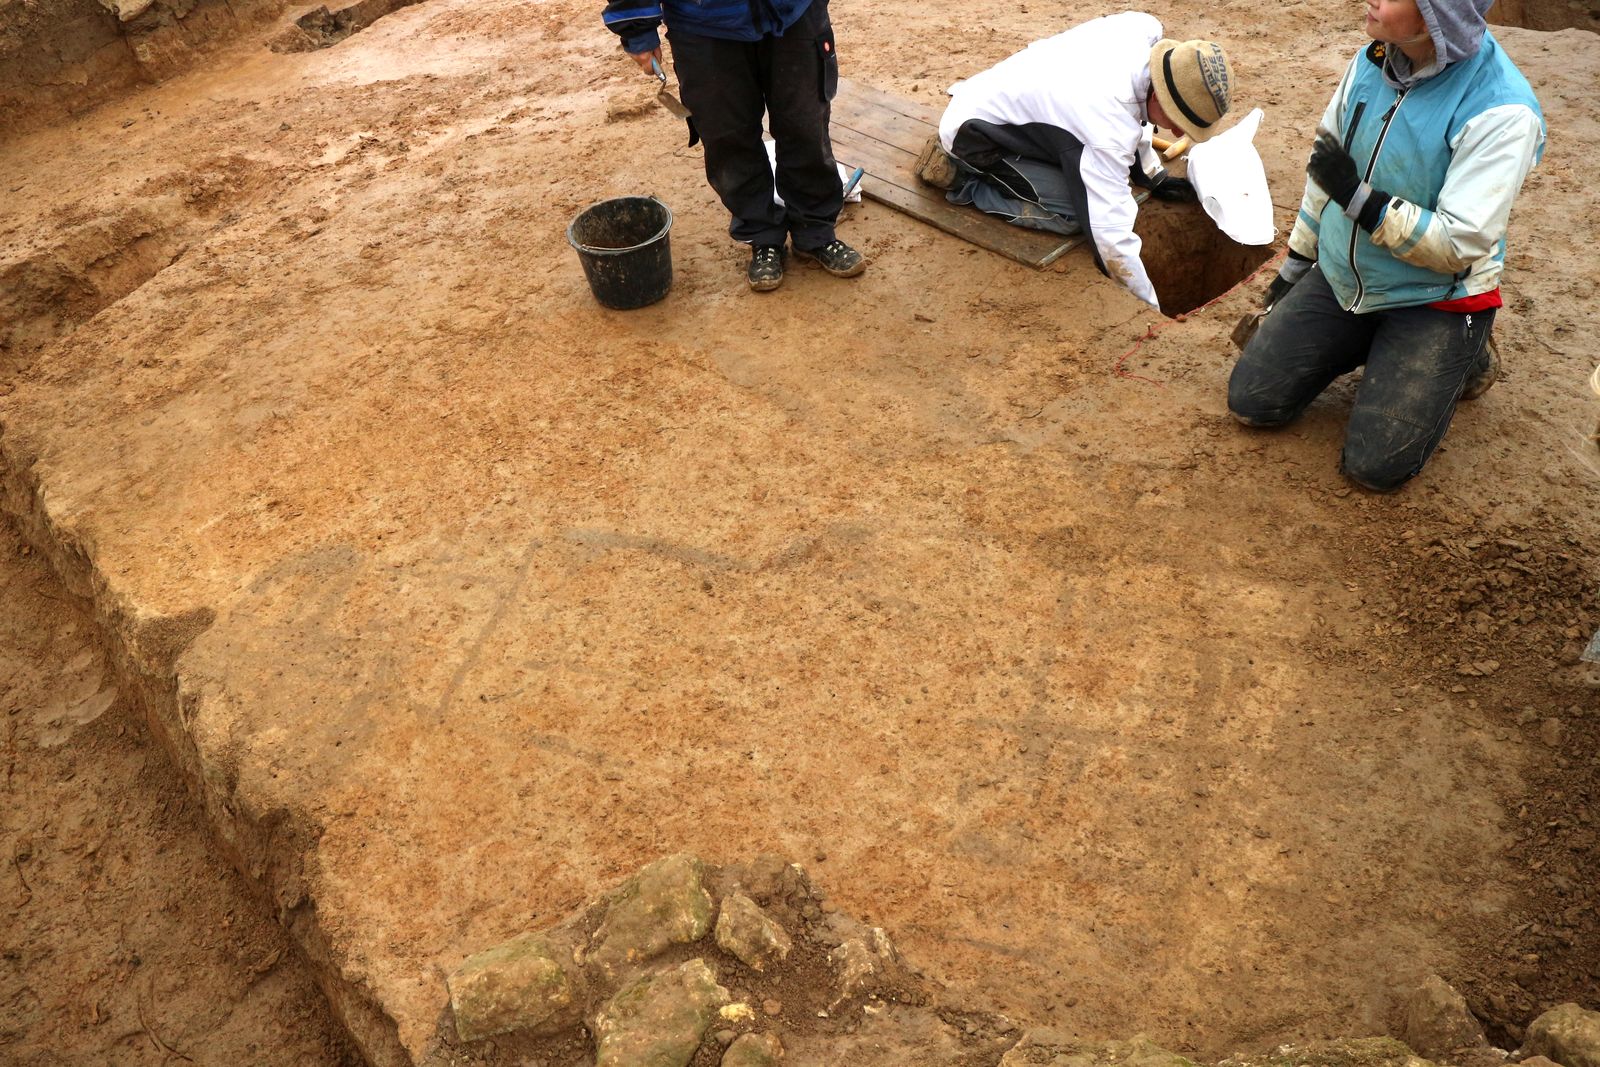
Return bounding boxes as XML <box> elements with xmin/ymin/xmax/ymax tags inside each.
<box><xmin>651</xmin><ymin>57</ymin><xmax>697</xmax><ymax>146</ymax></box>
<box><xmin>1231</xmin><ymin>308</ymin><xmax>1266</xmax><ymax>351</ymax></box>
<box><xmin>651</xmin><ymin>57</ymin><xmax>691</xmax><ymax>121</ymax></box>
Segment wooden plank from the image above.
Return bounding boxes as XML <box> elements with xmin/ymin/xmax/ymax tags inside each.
<box><xmin>829</xmin><ymin>125</ymin><xmax>1084</xmax><ymax>268</ymax></box>
<box><xmin>829</xmin><ymin>78</ymin><xmax>1083</xmax><ymax>269</ymax></box>
<box><xmin>832</xmin><ymin>97</ymin><xmax>941</xmax><ymax>155</ymax></box>
<box><xmin>836</xmin><ymin>76</ymin><xmax>943</xmax><ymax>126</ymax></box>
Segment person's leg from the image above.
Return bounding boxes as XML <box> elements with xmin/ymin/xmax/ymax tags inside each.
<box><xmin>668</xmin><ymin>27</ymin><xmax>786</xmax><ymax>246</ymax></box>
<box><xmin>1227</xmin><ymin>264</ymin><xmax>1376</xmax><ymax>427</ymax></box>
<box><xmin>1340</xmin><ymin>306</ymin><xmax>1495</xmax><ymax>491</ymax></box>
<box><xmin>945</xmin><ymin>156</ymin><xmax>1081</xmax><ymax>236</ymax></box>
<box><xmin>758</xmin><ymin>0</ymin><xmax>843</xmax><ymax>252</ymax></box>
<box><xmin>996</xmin><ymin>157</ymin><xmax>1082</xmax><ymax>233</ymax></box>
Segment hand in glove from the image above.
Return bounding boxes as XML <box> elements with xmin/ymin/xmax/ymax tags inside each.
<box><xmin>1148</xmin><ymin>174</ymin><xmax>1198</xmax><ymax>203</ymax></box>
<box><xmin>1263</xmin><ymin>250</ymin><xmax>1314</xmax><ymax>310</ymax></box>
<box><xmin>1307</xmin><ymin>131</ymin><xmax>1360</xmax><ymax>208</ymax></box>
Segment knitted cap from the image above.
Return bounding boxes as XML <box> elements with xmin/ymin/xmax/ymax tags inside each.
<box><xmin>1149</xmin><ymin>39</ymin><xmax>1234</xmax><ymax>143</ymax></box>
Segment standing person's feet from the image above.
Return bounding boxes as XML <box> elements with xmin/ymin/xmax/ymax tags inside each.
<box><xmin>747</xmin><ymin>244</ymin><xmax>787</xmax><ymax>292</ymax></box>
<box><xmin>794</xmin><ymin>239</ymin><xmax>866</xmax><ymax>278</ymax></box>
<box><xmin>1461</xmin><ymin>334</ymin><xmax>1501</xmax><ymax>401</ymax></box>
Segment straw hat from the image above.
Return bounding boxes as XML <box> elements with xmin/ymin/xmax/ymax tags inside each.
<box><xmin>1150</xmin><ymin>39</ymin><xmax>1234</xmax><ymax>143</ymax></box>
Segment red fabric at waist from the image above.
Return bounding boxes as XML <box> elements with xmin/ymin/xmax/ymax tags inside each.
<box><xmin>1430</xmin><ymin>289</ymin><xmax>1501</xmax><ymax>312</ymax></box>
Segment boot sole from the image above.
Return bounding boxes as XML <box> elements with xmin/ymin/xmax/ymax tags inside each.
<box><xmin>748</xmin><ymin>275</ymin><xmax>784</xmax><ymax>292</ymax></box>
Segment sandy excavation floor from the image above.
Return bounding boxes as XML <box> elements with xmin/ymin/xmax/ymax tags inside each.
<box><xmin>2</xmin><ymin>0</ymin><xmax>1599</xmax><ymax>1063</ymax></box>
<box><xmin>0</xmin><ymin>515</ymin><xmax>361</xmax><ymax>1066</ymax></box>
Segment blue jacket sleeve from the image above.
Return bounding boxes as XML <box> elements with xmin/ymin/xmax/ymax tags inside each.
<box><xmin>603</xmin><ymin>0</ymin><xmax>662</xmax><ymax>53</ymax></box>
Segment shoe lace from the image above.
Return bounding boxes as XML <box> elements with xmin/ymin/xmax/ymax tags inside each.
<box><xmin>755</xmin><ymin>246</ymin><xmax>781</xmax><ymax>265</ymax></box>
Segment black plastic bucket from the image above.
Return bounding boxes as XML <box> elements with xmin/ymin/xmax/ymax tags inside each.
<box><xmin>566</xmin><ymin>196</ymin><xmax>673</xmax><ymax>310</ymax></box>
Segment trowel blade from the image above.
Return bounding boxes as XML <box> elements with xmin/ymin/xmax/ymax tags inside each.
<box><xmin>657</xmin><ymin>87</ymin><xmax>691</xmax><ymax>120</ymax></box>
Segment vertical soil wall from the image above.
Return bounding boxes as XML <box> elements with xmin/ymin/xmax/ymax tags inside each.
<box><xmin>0</xmin><ymin>0</ymin><xmax>289</xmax><ymax>136</ymax></box>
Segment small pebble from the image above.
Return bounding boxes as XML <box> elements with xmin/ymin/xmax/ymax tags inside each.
<box><xmin>763</xmin><ymin>998</ymin><xmax>782</xmax><ymax>1016</ymax></box>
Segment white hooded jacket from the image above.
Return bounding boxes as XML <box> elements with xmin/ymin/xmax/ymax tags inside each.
<box><xmin>938</xmin><ymin>12</ymin><xmax>1163</xmax><ymax>307</ymax></box>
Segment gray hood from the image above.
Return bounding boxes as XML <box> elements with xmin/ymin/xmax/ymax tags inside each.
<box><xmin>1414</xmin><ymin>0</ymin><xmax>1494</xmax><ymax>65</ymax></box>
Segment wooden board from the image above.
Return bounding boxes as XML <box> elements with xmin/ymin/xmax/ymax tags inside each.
<box><xmin>831</xmin><ymin>76</ymin><xmax>1087</xmax><ymax>269</ymax></box>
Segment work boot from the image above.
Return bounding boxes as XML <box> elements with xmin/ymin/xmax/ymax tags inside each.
<box><xmin>747</xmin><ymin>244</ymin><xmax>786</xmax><ymax>292</ymax></box>
<box><xmin>914</xmin><ymin>135</ymin><xmax>960</xmax><ymax>190</ymax></box>
<box><xmin>794</xmin><ymin>239</ymin><xmax>866</xmax><ymax>278</ymax></box>
<box><xmin>1461</xmin><ymin>334</ymin><xmax>1501</xmax><ymax>401</ymax></box>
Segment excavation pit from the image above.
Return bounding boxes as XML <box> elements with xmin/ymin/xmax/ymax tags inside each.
<box><xmin>1134</xmin><ymin>201</ymin><xmax>1274</xmax><ymax>318</ymax></box>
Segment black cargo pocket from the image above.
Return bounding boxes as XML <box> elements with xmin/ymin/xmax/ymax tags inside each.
<box><xmin>817</xmin><ymin>27</ymin><xmax>838</xmax><ymax>101</ymax></box>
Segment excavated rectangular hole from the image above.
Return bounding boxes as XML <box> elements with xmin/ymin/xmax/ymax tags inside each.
<box><xmin>1133</xmin><ymin>200</ymin><xmax>1274</xmax><ymax>318</ymax></box>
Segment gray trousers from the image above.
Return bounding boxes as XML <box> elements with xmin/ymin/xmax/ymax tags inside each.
<box><xmin>947</xmin><ymin>155</ymin><xmax>1082</xmax><ymax>237</ymax></box>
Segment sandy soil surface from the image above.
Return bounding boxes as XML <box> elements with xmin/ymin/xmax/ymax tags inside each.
<box><xmin>0</xmin><ymin>516</ymin><xmax>360</xmax><ymax>1066</ymax></box>
<box><xmin>1</xmin><ymin>0</ymin><xmax>1597</xmax><ymax>1064</ymax></box>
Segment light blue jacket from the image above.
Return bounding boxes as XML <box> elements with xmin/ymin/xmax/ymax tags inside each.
<box><xmin>1288</xmin><ymin>34</ymin><xmax>1544</xmax><ymax>313</ymax></box>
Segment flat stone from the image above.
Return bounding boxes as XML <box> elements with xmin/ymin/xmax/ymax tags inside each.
<box><xmin>589</xmin><ymin>854</ymin><xmax>716</xmax><ymax>976</ymax></box>
<box><xmin>594</xmin><ymin>958</ymin><xmax>731</xmax><ymax>1067</ymax></box>
<box><xmin>446</xmin><ymin>933</ymin><xmax>578</xmax><ymax>1042</ymax></box>
<box><xmin>715</xmin><ymin>892</ymin><xmax>793</xmax><ymax>972</ymax></box>
<box><xmin>1521</xmin><ymin>1004</ymin><xmax>1600</xmax><ymax>1067</ymax></box>
<box><xmin>1400</xmin><ymin>975</ymin><xmax>1487</xmax><ymax>1059</ymax></box>
<box><xmin>723</xmin><ymin>1031</ymin><xmax>785</xmax><ymax>1067</ymax></box>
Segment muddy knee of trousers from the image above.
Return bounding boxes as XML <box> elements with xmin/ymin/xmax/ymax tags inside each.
<box><xmin>1339</xmin><ymin>446</ymin><xmax>1417</xmax><ymax>493</ymax></box>
<box><xmin>1226</xmin><ymin>362</ymin><xmax>1297</xmax><ymax>428</ymax></box>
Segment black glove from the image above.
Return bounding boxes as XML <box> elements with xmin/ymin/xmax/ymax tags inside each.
<box><xmin>1307</xmin><ymin>131</ymin><xmax>1360</xmax><ymax>208</ymax></box>
<box><xmin>1263</xmin><ymin>274</ymin><xmax>1295</xmax><ymax>309</ymax></box>
<box><xmin>1263</xmin><ymin>250</ymin><xmax>1314</xmax><ymax>310</ymax></box>
<box><xmin>1148</xmin><ymin>174</ymin><xmax>1198</xmax><ymax>203</ymax></box>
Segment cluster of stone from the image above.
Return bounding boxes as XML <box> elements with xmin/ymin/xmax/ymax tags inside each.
<box><xmin>446</xmin><ymin>857</ymin><xmax>1600</xmax><ymax>1067</ymax></box>
<box><xmin>1396</xmin><ymin>975</ymin><xmax>1600</xmax><ymax>1067</ymax></box>
<box><xmin>444</xmin><ymin>853</ymin><xmax>901</xmax><ymax>1067</ymax></box>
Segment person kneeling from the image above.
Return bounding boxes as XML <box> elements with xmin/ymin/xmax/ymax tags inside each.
<box><xmin>1227</xmin><ymin>0</ymin><xmax>1544</xmax><ymax>492</ymax></box>
<box><xmin>919</xmin><ymin>11</ymin><xmax>1233</xmax><ymax>309</ymax></box>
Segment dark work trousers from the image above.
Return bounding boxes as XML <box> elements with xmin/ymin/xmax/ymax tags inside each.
<box><xmin>666</xmin><ymin>0</ymin><xmax>842</xmax><ymax>251</ymax></box>
<box><xmin>1227</xmin><ymin>263</ymin><xmax>1495</xmax><ymax>492</ymax></box>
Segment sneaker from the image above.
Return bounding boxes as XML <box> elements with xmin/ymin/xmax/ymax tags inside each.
<box><xmin>794</xmin><ymin>239</ymin><xmax>866</xmax><ymax>278</ymax></box>
<box><xmin>1461</xmin><ymin>334</ymin><xmax>1500</xmax><ymax>401</ymax></box>
<box><xmin>747</xmin><ymin>244</ymin><xmax>786</xmax><ymax>292</ymax></box>
<box><xmin>914</xmin><ymin>135</ymin><xmax>960</xmax><ymax>190</ymax></box>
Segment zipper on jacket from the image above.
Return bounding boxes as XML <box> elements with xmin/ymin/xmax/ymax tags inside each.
<box><xmin>1345</xmin><ymin>87</ymin><xmax>1407</xmax><ymax>311</ymax></box>
<box><xmin>1344</xmin><ymin>101</ymin><xmax>1368</xmax><ymax>148</ymax></box>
